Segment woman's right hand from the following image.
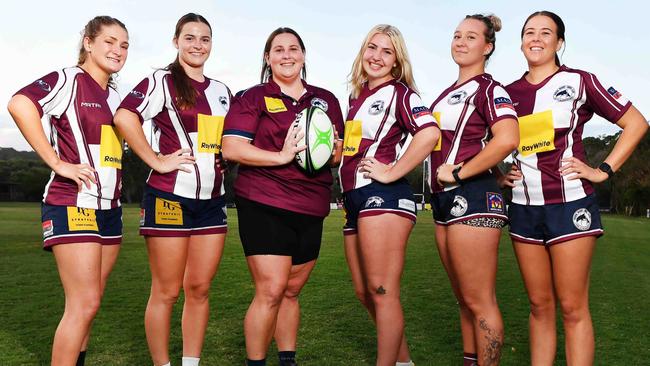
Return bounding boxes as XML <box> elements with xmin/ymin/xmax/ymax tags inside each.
<box><xmin>155</xmin><ymin>148</ymin><xmax>196</xmax><ymax>173</ymax></box>
<box><xmin>277</xmin><ymin>125</ymin><xmax>306</xmax><ymax>165</ymax></box>
<box><xmin>52</xmin><ymin>160</ymin><xmax>96</xmax><ymax>192</ymax></box>
<box><xmin>497</xmin><ymin>164</ymin><xmax>522</xmax><ymax>188</ymax></box>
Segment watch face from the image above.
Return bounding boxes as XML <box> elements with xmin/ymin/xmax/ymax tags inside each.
<box><xmin>599</xmin><ymin>162</ymin><xmax>613</xmax><ymax>177</ymax></box>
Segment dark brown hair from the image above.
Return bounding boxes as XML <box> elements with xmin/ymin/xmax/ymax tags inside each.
<box><xmin>464</xmin><ymin>13</ymin><xmax>502</xmax><ymax>60</ymax></box>
<box><xmin>260</xmin><ymin>27</ymin><xmax>307</xmax><ymax>83</ymax></box>
<box><xmin>77</xmin><ymin>16</ymin><xmax>128</xmax><ymax>88</ymax></box>
<box><xmin>166</xmin><ymin>13</ymin><xmax>212</xmax><ymax>110</ymax></box>
<box><xmin>521</xmin><ymin>11</ymin><xmax>566</xmax><ymax>66</ymax></box>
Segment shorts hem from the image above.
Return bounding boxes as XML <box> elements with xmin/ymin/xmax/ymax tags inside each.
<box><xmin>43</xmin><ymin>234</ymin><xmax>122</xmax><ymax>251</ymax></box>
<box><xmin>140</xmin><ymin>227</ymin><xmax>191</xmax><ymax>237</ymax></box>
<box><xmin>547</xmin><ymin>229</ymin><xmax>604</xmax><ymax>245</ymax></box>
<box><xmin>343</xmin><ymin>228</ymin><xmax>357</xmax><ymax>236</ymax></box>
<box><xmin>510</xmin><ymin>233</ymin><xmax>545</xmax><ymax>245</ymax></box>
<box><xmin>359</xmin><ymin>208</ymin><xmax>417</xmax><ymax>222</ymax></box>
<box><xmin>438</xmin><ymin>213</ymin><xmax>507</xmax><ymax>226</ymax></box>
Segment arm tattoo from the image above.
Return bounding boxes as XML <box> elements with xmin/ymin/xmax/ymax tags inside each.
<box><xmin>479</xmin><ymin>318</ymin><xmax>503</xmax><ymax>366</ymax></box>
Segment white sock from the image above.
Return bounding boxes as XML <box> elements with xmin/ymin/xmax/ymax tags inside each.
<box><xmin>396</xmin><ymin>361</ymin><xmax>414</xmax><ymax>366</ymax></box>
<box><xmin>182</xmin><ymin>356</ymin><xmax>200</xmax><ymax>366</ymax></box>
<box><xmin>159</xmin><ymin>363</ymin><xmax>171</xmax><ymax>366</ymax></box>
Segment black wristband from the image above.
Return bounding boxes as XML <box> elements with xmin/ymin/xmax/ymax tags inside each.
<box><xmin>452</xmin><ymin>166</ymin><xmax>464</xmax><ymax>185</ymax></box>
<box><xmin>598</xmin><ymin>162</ymin><xmax>614</xmax><ymax>179</ymax></box>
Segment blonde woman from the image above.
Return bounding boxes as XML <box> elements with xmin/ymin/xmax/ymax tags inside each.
<box><xmin>340</xmin><ymin>24</ymin><xmax>440</xmax><ymax>366</ymax></box>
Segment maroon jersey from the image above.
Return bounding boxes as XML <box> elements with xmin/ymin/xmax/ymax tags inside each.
<box><xmin>339</xmin><ymin>79</ymin><xmax>437</xmax><ymax>192</ymax></box>
<box><xmin>506</xmin><ymin>65</ymin><xmax>631</xmax><ymax>205</ymax></box>
<box><xmin>223</xmin><ymin>79</ymin><xmax>344</xmax><ymax>217</ymax></box>
<box><xmin>15</xmin><ymin>66</ymin><xmax>123</xmax><ymax>209</ymax></box>
<box><xmin>119</xmin><ymin>70</ymin><xmax>231</xmax><ymax>199</ymax></box>
<box><xmin>429</xmin><ymin>74</ymin><xmax>518</xmax><ymax>193</ymax></box>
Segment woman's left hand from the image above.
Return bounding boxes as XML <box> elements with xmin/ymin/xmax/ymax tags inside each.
<box><xmin>559</xmin><ymin>157</ymin><xmax>608</xmax><ymax>183</ymax></box>
<box><xmin>358</xmin><ymin>157</ymin><xmax>394</xmax><ymax>183</ymax></box>
<box><xmin>436</xmin><ymin>163</ymin><xmax>462</xmax><ymax>186</ymax></box>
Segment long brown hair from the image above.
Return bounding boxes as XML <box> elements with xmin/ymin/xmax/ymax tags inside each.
<box><xmin>521</xmin><ymin>11</ymin><xmax>566</xmax><ymax>66</ymax></box>
<box><xmin>166</xmin><ymin>13</ymin><xmax>212</xmax><ymax>110</ymax></box>
<box><xmin>77</xmin><ymin>16</ymin><xmax>128</xmax><ymax>89</ymax></box>
<box><xmin>260</xmin><ymin>27</ymin><xmax>307</xmax><ymax>83</ymax></box>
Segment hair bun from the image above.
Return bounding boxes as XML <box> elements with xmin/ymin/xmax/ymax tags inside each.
<box><xmin>487</xmin><ymin>14</ymin><xmax>502</xmax><ymax>32</ymax></box>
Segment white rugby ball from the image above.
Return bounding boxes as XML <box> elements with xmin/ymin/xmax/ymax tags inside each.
<box><xmin>291</xmin><ymin>106</ymin><xmax>334</xmax><ymax>174</ymax></box>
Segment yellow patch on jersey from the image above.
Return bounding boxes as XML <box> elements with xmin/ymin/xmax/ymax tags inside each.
<box><xmin>264</xmin><ymin>97</ymin><xmax>288</xmax><ymax>113</ymax></box>
<box><xmin>433</xmin><ymin>112</ymin><xmax>442</xmax><ymax>152</ymax></box>
<box><xmin>197</xmin><ymin>114</ymin><xmax>224</xmax><ymax>153</ymax></box>
<box><xmin>155</xmin><ymin>198</ymin><xmax>183</xmax><ymax>225</ymax></box>
<box><xmin>518</xmin><ymin>110</ymin><xmax>556</xmax><ymax>157</ymax></box>
<box><xmin>99</xmin><ymin>125</ymin><xmax>123</xmax><ymax>168</ymax></box>
<box><xmin>343</xmin><ymin>120</ymin><xmax>363</xmax><ymax>156</ymax></box>
<box><xmin>67</xmin><ymin>207</ymin><xmax>98</xmax><ymax>231</ymax></box>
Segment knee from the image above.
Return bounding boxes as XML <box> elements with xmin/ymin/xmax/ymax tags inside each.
<box><xmin>184</xmin><ymin>280</ymin><xmax>211</xmax><ymax>303</ymax></box>
<box><xmin>256</xmin><ymin>281</ymin><xmax>287</xmax><ymax>307</ymax></box>
<box><xmin>152</xmin><ymin>284</ymin><xmax>182</xmax><ymax>305</ymax></box>
<box><xmin>529</xmin><ymin>294</ymin><xmax>556</xmax><ymax>319</ymax></box>
<box><xmin>559</xmin><ymin>298</ymin><xmax>589</xmax><ymax>326</ymax></box>
<box><xmin>68</xmin><ymin>293</ymin><xmax>102</xmax><ymax>321</ymax></box>
<box><xmin>367</xmin><ymin>283</ymin><xmax>399</xmax><ymax>306</ymax></box>
<box><xmin>462</xmin><ymin>293</ymin><xmax>497</xmax><ymax>316</ymax></box>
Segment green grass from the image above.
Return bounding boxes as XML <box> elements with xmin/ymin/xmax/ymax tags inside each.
<box><xmin>0</xmin><ymin>203</ymin><xmax>648</xmax><ymax>365</ymax></box>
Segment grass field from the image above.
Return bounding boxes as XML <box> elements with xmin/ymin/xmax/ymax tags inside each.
<box><xmin>0</xmin><ymin>203</ymin><xmax>648</xmax><ymax>365</ymax></box>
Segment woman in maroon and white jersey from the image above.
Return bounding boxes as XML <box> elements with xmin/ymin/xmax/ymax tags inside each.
<box><xmin>500</xmin><ymin>11</ymin><xmax>648</xmax><ymax>365</ymax></box>
<box><xmin>222</xmin><ymin>27</ymin><xmax>344</xmax><ymax>366</ymax></box>
<box><xmin>114</xmin><ymin>13</ymin><xmax>229</xmax><ymax>366</ymax></box>
<box><xmin>429</xmin><ymin>14</ymin><xmax>519</xmax><ymax>366</ymax></box>
<box><xmin>7</xmin><ymin>16</ymin><xmax>129</xmax><ymax>366</ymax></box>
<box><xmin>340</xmin><ymin>25</ymin><xmax>439</xmax><ymax>366</ymax></box>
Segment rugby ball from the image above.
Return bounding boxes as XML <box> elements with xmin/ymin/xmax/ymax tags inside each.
<box><xmin>291</xmin><ymin>106</ymin><xmax>334</xmax><ymax>174</ymax></box>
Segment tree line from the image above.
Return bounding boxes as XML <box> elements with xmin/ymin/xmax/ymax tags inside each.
<box><xmin>1</xmin><ymin>130</ymin><xmax>649</xmax><ymax>216</ymax></box>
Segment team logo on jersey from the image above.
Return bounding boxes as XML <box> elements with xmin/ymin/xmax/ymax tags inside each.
<box><xmin>368</xmin><ymin>100</ymin><xmax>385</xmax><ymax>115</ymax></box>
<box><xmin>486</xmin><ymin>192</ymin><xmax>504</xmax><ymax>213</ymax></box>
<box><xmin>311</xmin><ymin>98</ymin><xmax>329</xmax><ymax>112</ymax></box>
<box><xmin>607</xmin><ymin>87</ymin><xmax>622</xmax><ymax>100</ymax></box>
<box><xmin>450</xmin><ymin>195</ymin><xmax>468</xmax><ymax>217</ymax></box>
<box><xmin>35</xmin><ymin>79</ymin><xmax>51</xmax><ymax>92</ymax></box>
<box><xmin>365</xmin><ymin>196</ymin><xmax>385</xmax><ymax>208</ymax></box>
<box><xmin>411</xmin><ymin>106</ymin><xmax>431</xmax><ymax>119</ymax></box>
<box><xmin>42</xmin><ymin>220</ymin><xmax>54</xmax><ymax>238</ymax></box>
<box><xmin>553</xmin><ymin>85</ymin><xmax>576</xmax><ymax>101</ymax></box>
<box><xmin>219</xmin><ymin>96</ymin><xmax>229</xmax><ymax>109</ymax></box>
<box><xmin>67</xmin><ymin>207</ymin><xmax>98</xmax><ymax>231</ymax></box>
<box><xmin>494</xmin><ymin>97</ymin><xmax>515</xmax><ymax>111</ymax></box>
<box><xmin>447</xmin><ymin>90</ymin><xmax>468</xmax><ymax>105</ymax></box>
<box><xmin>572</xmin><ymin>208</ymin><xmax>592</xmax><ymax>231</ymax></box>
<box><xmin>155</xmin><ymin>198</ymin><xmax>183</xmax><ymax>225</ymax></box>
<box><xmin>129</xmin><ymin>90</ymin><xmax>145</xmax><ymax>99</ymax></box>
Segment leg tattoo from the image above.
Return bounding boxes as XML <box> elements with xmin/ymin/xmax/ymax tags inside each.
<box><xmin>479</xmin><ymin>318</ymin><xmax>503</xmax><ymax>366</ymax></box>
<box><xmin>375</xmin><ymin>285</ymin><xmax>386</xmax><ymax>295</ymax></box>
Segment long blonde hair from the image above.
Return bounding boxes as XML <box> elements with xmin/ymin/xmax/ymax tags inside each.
<box><xmin>348</xmin><ymin>24</ymin><xmax>417</xmax><ymax>99</ymax></box>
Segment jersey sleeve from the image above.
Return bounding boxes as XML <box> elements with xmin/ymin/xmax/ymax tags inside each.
<box><xmin>14</xmin><ymin>70</ymin><xmax>74</xmax><ymax>118</ymax></box>
<box><xmin>396</xmin><ymin>89</ymin><xmax>438</xmax><ymax>134</ymax></box>
<box><xmin>119</xmin><ymin>71</ymin><xmax>167</xmax><ymax>124</ymax></box>
<box><xmin>583</xmin><ymin>72</ymin><xmax>632</xmax><ymax>123</ymax></box>
<box><xmin>477</xmin><ymin>84</ymin><xmax>518</xmax><ymax>127</ymax></box>
<box><xmin>223</xmin><ymin>89</ymin><xmax>260</xmax><ymax>140</ymax></box>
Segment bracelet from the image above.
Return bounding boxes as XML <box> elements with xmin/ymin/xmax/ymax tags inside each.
<box><xmin>452</xmin><ymin>166</ymin><xmax>464</xmax><ymax>185</ymax></box>
<box><xmin>598</xmin><ymin>162</ymin><xmax>614</xmax><ymax>179</ymax></box>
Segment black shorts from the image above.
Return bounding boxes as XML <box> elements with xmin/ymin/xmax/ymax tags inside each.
<box><xmin>509</xmin><ymin>193</ymin><xmax>603</xmax><ymax>245</ymax></box>
<box><xmin>235</xmin><ymin>196</ymin><xmax>324</xmax><ymax>265</ymax></box>
<box><xmin>41</xmin><ymin>204</ymin><xmax>122</xmax><ymax>251</ymax></box>
<box><xmin>431</xmin><ymin>174</ymin><xmax>507</xmax><ymax>226</ymax></box>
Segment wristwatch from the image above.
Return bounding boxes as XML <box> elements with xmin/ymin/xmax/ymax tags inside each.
<box><xmin>598</xmin><ymin>162</ymin><xmax>614</xmax><ymax>179</ymax></box>
<box><xmin>452</xmin><ymin>166</ymin><xmax>464</xmax><ymax>185</ymax></box>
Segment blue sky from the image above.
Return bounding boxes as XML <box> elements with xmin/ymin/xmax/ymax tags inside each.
<box><xmin>1</xmin><ymin>0</ymin><xmax>648</xmax><ymax>150</ymax></box>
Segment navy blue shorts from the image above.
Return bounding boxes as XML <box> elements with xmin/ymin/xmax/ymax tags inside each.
<box><xmin>431</xmin><ymin>174</ymin><xmax>507</xmax><ymax>225</ymax></box>
<box><xmin>140</xmin><ymin>185</ymin><xmax>227</xmax><ymax>237</ymax></box>
<box><xmin>41</xmin><ymin>204</ymin><xmax>122</xmax><ymax>251</ymax></box>
<box><xmin>342</xmin><ymin>179</ymin><xmax>417</xmax><ymax>235</ymax></box>
<box><xmin>235</xmin><ymin>196</ymin><xmax>324</xmax><ymax>265</ymax></box>
<box><xmin>509</xmin><ymin>193</ymin><xmax>603</xmax><ymax>246</ymax></box>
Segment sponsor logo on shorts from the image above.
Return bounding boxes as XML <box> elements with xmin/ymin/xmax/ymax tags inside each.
<box><xmin>411</xmin><ymin>106</ymin><xmax>431</xmax><ymax>120</ymax></box>
<box><xmin>42</xmin><ymin>220</ymin><xmax>54</xmax><ymax>238</ymax></box>
<box><xmin>486</xmin><ymin>192</ymin><xmax>504</xmax><ymax>213</ymax></box>
<box><xmin>607</xmin><ymin>86</ymin><xmax>622</xmax><ymax>100</ymax></box>
<box><xmin>155</xmin><ymin>198</ymin><xmax>183</xmax><ymax>225</ymax></box>
<box><xmin>553</xmin><ymin>85</ymin><xmax>576</xmax><ymax>102</ymax></box>
<box><xmin>365</xmin><ymin>196</ymin><xmax>385</xmax><ymax>208</ymax></box>
<box><xmin>398</xmin><ymin>199</ymin><xmax>416</xmax><ymax>212</ymax></box>
<box><xmin>368</xmin><ymin>100</ymin><xmax>385</xmax><ymax>115</ymax></box>
<box><xmin>450</xmin><ymin>195</ymin><xmax>468</xmax><ymax>217</ymax></box>
<box><xmin>139</xmin><ymin>208</ymin><xmax>145</xmax><ymax>227</ymax></box>
<box><xmin>494</xmin><ymin>97</ymin><xmax>515</xmax><ymax>111</ymax></box>
<box><xmin>219</xmin><ymin>96</ymin><xmax>229</xmax><ymax>109</ymax></box>
<box><xmin>572</xmin><ymin>208</ymin><xmax>592</xmax><ymax>231</ymax></box>
<box><xmin>311</xmin><ymin>97</ymin><xmax>328</xmax><ymax>112</ymax></box>
<box><xmin>67</xmin><ymin>207</ymin><xmax>98</xmax><ymax>231</ymax></box>
<box><xmin>35</xmin><ymin>79</ymin><xmax>51</xmax><ymax>92</ymax></box>
<box><xmin>129</xmin><ymin>90</ymin><xmax>145</xmax><ymax>99</ymax></box>
<box><xmin>447</xmin><ymin>90</ymin><xmax>468</xmax><ymax>105</ymax></box>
